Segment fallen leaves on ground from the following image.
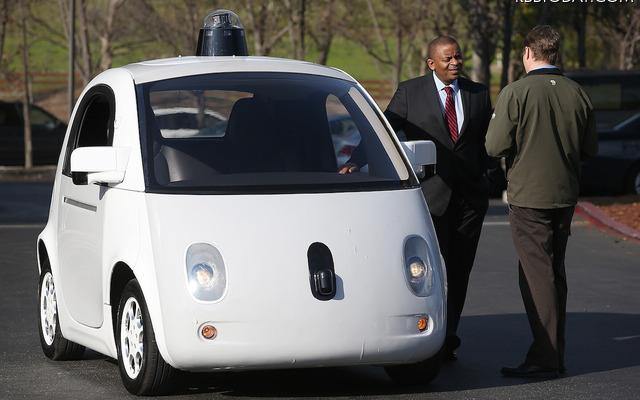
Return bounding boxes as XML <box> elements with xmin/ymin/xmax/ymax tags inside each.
<box><xmin>587</xmin><ymin>195</ymin><xmax>640</xmax><ymax>232</ymax></box>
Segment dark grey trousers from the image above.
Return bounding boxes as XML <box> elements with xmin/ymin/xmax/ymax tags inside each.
<box><xmin>431</xmin><ymin>192</ymin><xmax>487</xmax><ymax>349</ymax></box>
<box><xmin>508</xmin><ymin>204</ymin><xmax>575</xmax><ymax>369</ymax></box>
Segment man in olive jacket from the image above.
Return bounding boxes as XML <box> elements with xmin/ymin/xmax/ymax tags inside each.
<box><xmin>485</xmin><ymin>25</ymin><xmax>598</xmax><ymax>378</ymax></box>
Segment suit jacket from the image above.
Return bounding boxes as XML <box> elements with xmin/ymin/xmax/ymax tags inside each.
<box><xmin>384</xmin><ymin>72</ymin><xmax>493</xmax><ymax>216</ymax></box>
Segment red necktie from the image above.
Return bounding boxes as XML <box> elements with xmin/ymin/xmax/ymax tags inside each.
<box><xmin>444</xmin><ymin>86</ymin><xmax>458</xmax><ymax>143</ymax></box>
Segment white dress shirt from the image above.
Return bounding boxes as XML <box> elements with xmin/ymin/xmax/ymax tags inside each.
<box><xmin>433</xmin><ymin>73</ymin><xmax>464</xmax><ymax>136</ymax></box>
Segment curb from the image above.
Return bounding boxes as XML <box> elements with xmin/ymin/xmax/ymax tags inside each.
<box><xmin>0</xmin><ymin>166</ymin><xmax>56</xmax><ymax>181</ymax></box>
<box><xmin>575</xmin><ymin>201</ymin><xmax>640</xmax><ymax>243</ymax></box>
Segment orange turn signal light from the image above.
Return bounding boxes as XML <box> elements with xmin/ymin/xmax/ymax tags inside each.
<box><xmin>201</xmin><ymin>324</ymin><xmax>217</xmax><ymax>340</ymax></box>
<box><xmin>418</xmin><ymin>317</ymin><xmax>428</xmax><ymax>332</ymax></box>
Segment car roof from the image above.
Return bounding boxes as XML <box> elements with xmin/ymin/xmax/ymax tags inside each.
<box><xmin>120</xmin><ymin>55</ymin><xmax>355</xmax><ymax>85</ymax></box>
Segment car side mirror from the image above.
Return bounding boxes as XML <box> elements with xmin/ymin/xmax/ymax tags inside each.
<box><xmin>70</xmin><ymin>146</ymin><xmax>130</xmax><ymax>185</ymax></box>
<box><xmin>400</xmin><ymin>140</ymin><xmax>437</xmax><ymax>179</ymax></box>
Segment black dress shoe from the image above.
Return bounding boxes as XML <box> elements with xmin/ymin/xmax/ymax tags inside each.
<box><xmin>444</xmin><ymin>350</ymin><xmax>457</xmax><ymax>363</ymax></box>
<box><xmin>443</xmin><ymin>335</ymin><xmax>460</xmax><ymax>363</ymax></box>
<box><xmin>500</xmin><ymin>363</ymin><xmax>559</xmax><ymax>378</ymax></box>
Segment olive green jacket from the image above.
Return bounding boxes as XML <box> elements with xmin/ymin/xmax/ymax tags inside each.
<box><xmin>485</xmin><ymin>67</ymin><xmax>598</xmax><ymax>209</ymax></box>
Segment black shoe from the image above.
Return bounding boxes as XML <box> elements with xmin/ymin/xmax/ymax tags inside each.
<box><xmin>443</xmin><ymin>335</ymin><xmax>460</xmax><ymax>363</ymax></box>
<box><xmin>500</xmin><ymin>363</ymin><xmax>560</xmax><ymax>378</ymax></box>
<box><xmin>444</xmin><ymin>350</ymin><xmax>457</xmax><ymax>363</ymax></box>
<box><xmin>445</xmin><ymin>335</ymin><xmax>461</xmax><ymax>351</ymax></box>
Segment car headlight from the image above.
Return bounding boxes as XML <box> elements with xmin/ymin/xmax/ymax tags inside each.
<box><xmin>403</xmin><ymin>236</ymin><xmax>435</xmax><ymax>297</ymax></box>
<box><xmin>186</xmin><ymin>243</ymin><xmax>227</xmax><ymax>302</ymax></box>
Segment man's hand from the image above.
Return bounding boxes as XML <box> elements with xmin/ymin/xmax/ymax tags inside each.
<box><xmin>338</xmin><ymin>162</ymin><xmax>359</xmax><ymax>174</ymax></box>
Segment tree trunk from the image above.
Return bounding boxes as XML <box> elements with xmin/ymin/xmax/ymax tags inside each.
<box><xmin>0</xmin><ymin>0</ymin><xmax>8</xmax><ymax>64</ymax></box>
<box><xmin>314</xmin><ymin>0</ymin><xmax>334</xmax><ymax>65</ymax></box>
<box><xmin>463</xmin><ymin>0</ymin><xmax>500</xmax><ymax>87</ymax></box>
<box><xmin>500</xmin><ymin>0</ymin><xmax>514</xmax><ymax>88</ymax></box>
<box><xmin>76</xmin><ymin>0</ymin><xmax>91</xmax><ymax>86</ymax></box>
<box><xmin>575</xmin><ymin>6</ymin><xmax>587</xmax><ymax>69</ymax></box>
<box><xmin>19</xmin><ymin>0</ymin><xmax>32</xmax><ymax>169</ymax></box>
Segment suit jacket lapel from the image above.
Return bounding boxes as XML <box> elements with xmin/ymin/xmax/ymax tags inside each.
<box><xmin>459</xmin><ymin>80</ymin><xmax>470</xmax><ymax>138</ymax></box>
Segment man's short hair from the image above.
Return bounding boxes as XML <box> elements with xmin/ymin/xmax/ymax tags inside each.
<box><xmin>524</xmin><ymin>25</ymin><xmax>560</xmax><ymax>65</ymax></box>
<box><xmin>427</xmin><ymin>36</ymin><xmax>459</xmax><ymax>60</ymax></box>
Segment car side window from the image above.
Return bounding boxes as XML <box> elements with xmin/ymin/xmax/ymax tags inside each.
<box><xmin>62</xmin><ymin>85</ymin><xmax>115</xmax><ymax>177</ymax></box>
<box><xmin>29</xmin><ymin>106</ymin><xmax>59</xmax><ymax>128</ymax></box>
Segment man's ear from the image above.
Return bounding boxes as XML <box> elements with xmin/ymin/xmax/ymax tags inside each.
<box><xmin>427</xmin><ymin>58</ymin><xmax>435</xmax><ymax>71</ymax></box>
<box><xmin>523</xmin><ymin>46</ymin><xmax>534</xmax><ymax>62</ymax></box>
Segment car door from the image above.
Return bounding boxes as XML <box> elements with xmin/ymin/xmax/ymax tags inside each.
<box><xmin>57</xmin><ymin>85</ymin><xmax>115</xmax><ymax>328</ymax></box>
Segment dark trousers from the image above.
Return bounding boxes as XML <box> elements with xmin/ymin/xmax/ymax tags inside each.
<box><xmin>431</xmin><ymin>193</ymin><xmax>487</xmax><ymax>350</ymax></box>
<box><xmin>508</xmin><ymin>204</ymin><xmax>574</xmax><ymax>370</ymax></box>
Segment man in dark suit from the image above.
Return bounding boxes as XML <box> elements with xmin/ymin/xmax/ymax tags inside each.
<box><xmin>383</xmin><ymin>36</ymin><xmax>493</xmax><ymax>361</ymax></box>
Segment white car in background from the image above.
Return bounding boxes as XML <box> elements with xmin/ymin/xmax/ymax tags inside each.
<box><xmin>36</xmin><ymin>10</ymin><xmax>446</xmax><ymax>396</ymax></box>
<box><xmin>151</xmin><ymin>107</ymin><xmax>227</xmax><ymax>138</ymax></box>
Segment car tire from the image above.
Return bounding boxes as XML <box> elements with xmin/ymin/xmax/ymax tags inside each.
<box><xmin>116</xmin><ymin>279</ymin><xmax>174</xmax><ymax>395</ymax></box>
<box><xmin>624</xmin><ymin>163</ymin><xmax>640</xmax><ymax>194</ymax></box>
<box><xmin>384</xmin><ymin>346</ymin><xmax>443</xmax><ymax>385</ymax></box>
<box><xmin>38</xmin><ymin>265</ymin><xmax>86</xmax><ymax>360</ymax></box>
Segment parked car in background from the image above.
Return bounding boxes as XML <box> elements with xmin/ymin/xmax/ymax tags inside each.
<box><xmin>567</xmin><ymin>70</ymin><xmax>640</xmax><ymax>194</ymax></box>
<box><xmin>36</xmin><ymin>9</ymin><xmax>446</xmax><ymax>396</ymax></box>
<box><xmin>0</xmin><ymin>101</ymin><xmax>67</xmax><ymax>166</ymax></box>
<box><xmin>152</xmin><ymin>107</ymin><xmax>227</xmax><ymax>138</ymax></box>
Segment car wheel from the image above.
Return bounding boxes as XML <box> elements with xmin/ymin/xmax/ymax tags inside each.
<box><xmin>625</xmin><ymin>163</ymin><xmax>640</xmax><ymax>194</ymax></box>
<box><xmin>38</xmin><ymin>267</ymin><xmax>86</xmax><ymax>360</ymax></box>
<box><xmin>116</xmin><ymin>279</ymin><xmax>173</xmax><ymax>395</ymax></box>
<box><xmin>384</xmin><ymin>346</ymin><xmax>443</xmax><ymax>385</ymax></box>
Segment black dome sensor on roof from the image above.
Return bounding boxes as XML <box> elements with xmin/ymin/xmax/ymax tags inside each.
<box><xmin>196</xmin><ymin>9</ymin><xmax>248</xmax><ymax>56</ymax></box>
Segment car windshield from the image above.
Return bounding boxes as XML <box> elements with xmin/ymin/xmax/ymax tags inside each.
<box><xmin>137</xmin><ymin>72</ymin><xmax>415</xmax><ymax>193</ymax></box>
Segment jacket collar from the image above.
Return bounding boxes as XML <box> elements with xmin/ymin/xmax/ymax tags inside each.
<box><xmin>525</xmin><ymin>66</ymin><xmax>563</xmax><ymax>78</ymax></box>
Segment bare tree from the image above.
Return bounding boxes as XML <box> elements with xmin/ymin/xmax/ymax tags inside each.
<box><xmin>241</xmin><ymin>0</ymin><xmax>288</xmax><ymax>56</ymax></box>
<box><xmin>95</xmin><ymin>0</ymin><xmax>125</xmax><ymax>71</ymax></box>
<box><xmin>342</xmin><ymin>0</ymin><xmax>429</xmax><ymax>91</ymax></box>
<box><xmin>616</xmin><ymin>4</ymin><xmax>640</xmax><ymax>70</ymax></box>
<box><xmin>283</xmin><ymin>0</ymin><xmax>305</xmax><ymax>59</ymax></box>
<box><xmin>134</xmin><ymin>0</ymin><xmax>209</xmax><ymax>57</ymax></box>
<box><xmin>75</xmin><ymin>0</ymin><xmax>92</xmax><ymax>85</ymax></box>
<box><xmin>307</xmin><ymin>0</ymin><xmax>335</xmax><ymax>65</ymax></box>
<box><xmin>499</xmin><ymin>0</ymin><xmax>515</xmax><ymax>88</ymax></box>
<box><xmin>0</xmin><ymin>0</ymin><xmax>20</xmax><ymax>95</ymax></box>
<box><xmin>0</xmin><ymin>0</ymin><xmax>9</xmax><ymax>68</ymax></box>
<box><xmin>593</xmin><ymin>2</ymin><xmax>640</xmax><ymax>70</ymax></box>
<box><xmin>573</xmin><ymin>4</ymin><xmax>587</xmax><ymax>69</ymax></box>
<box><xmin>19</xmin><ymin>0</ymin><xmax>32</xmax><ymax>168</ymax></box>
<box><xmin>461</xmin><ymin>0</ymin><xmax>501</xmax><ymax>87</ymax></box>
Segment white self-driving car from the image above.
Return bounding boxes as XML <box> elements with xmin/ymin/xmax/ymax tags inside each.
<box><xmin>37</xmin><ymin>10</ymin><xmax>446</xmax><ymax>396</ymax></box>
